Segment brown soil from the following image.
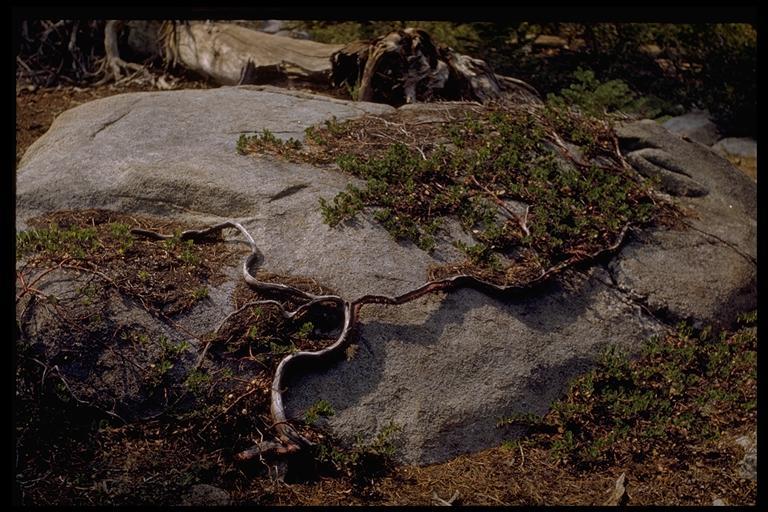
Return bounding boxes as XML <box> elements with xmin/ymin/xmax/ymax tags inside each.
<box><xmin>276</xmin><ymin>432</ymin><xmax>755</xmax><ymax>506</ymax></box>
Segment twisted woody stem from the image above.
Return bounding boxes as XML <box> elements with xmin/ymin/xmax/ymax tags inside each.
<box><xmin>132</xmin><ymin>221</ymin><xmax>629</xmax><ymax>460</ymax></box>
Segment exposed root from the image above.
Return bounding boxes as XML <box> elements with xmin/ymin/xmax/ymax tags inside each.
<box><xmin>235</xmin><ymin>440</ymin><xmax>300</xmax><ymax>461</ymax></box>
<box><xmin>92</xmin><ymin>20</ymin><xmax>151</xmax><ymax>87</ymax></box>
<box><xmin>133</xmin><ymin>218</ymin><xmax>632</xmax><ymax>462</ymax></box>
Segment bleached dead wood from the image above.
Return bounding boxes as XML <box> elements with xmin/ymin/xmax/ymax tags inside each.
<box><xmin>106</xmin><ymin>22</ymin><xmax>539</xmax><ymax>105</ymax></box>
<box><xmin>163</xmin><ymin>21</ymin><xmax>343</xmax><ymax>85</ymax></box>
<box><xmin>331</xmin><ymin>28</ymin><xmax>541</xmax><ymax>105</ymax></box>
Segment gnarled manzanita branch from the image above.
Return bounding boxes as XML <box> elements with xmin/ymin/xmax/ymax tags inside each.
<box><xmin>132</xmin><ymin>220</ymin><xmax>630</xmax><ymax>461</ymax></box>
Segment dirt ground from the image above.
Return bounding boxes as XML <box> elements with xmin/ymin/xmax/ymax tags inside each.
<box><xmin>14</xmin><ymin>78</ymin><xmax>757</xmax><ymax>507</ymax></box>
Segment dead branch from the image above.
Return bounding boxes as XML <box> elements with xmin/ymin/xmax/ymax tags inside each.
<box><xmin>93</xmin><ymin>20</ymin><xmax>148</xmax><ymax>86</ymax></box>
<box><xmin>468</xmin><ymin>174</ymin><xmax>530</xmax><ymax>236</ymax></box>
<box><xmin>433</xmin><ymin>489</ymin><xmax>460</xmax><ymax>506</ymax></box>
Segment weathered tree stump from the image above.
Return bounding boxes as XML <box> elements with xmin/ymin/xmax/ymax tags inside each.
<box><xmin>93</xmin><ymin>21</ymin><xmax>540</xmax><ymax>105</ymax></box>
<box><xmin>330</xmin><ymin>28</ymin><xmax>541</xmax><ymax>105</ymax></box>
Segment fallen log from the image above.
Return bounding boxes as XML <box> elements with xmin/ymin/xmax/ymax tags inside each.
<box><xmin>119</xmin><ymin>22</ymin><xmax>539</xmax><ymax>104</ymax></box>
<box><xmin>84</xmin><ymin>21</ymin><xmax>539</xmax><ymax>105</ymax></box>
<box><xmin>163</xmin><ymin>21</ymin><xmax>343</xmax><ymax>85</ymax></box>
<box><xmin>19</xmin><ymin>20</ymin><xmax>538</xmax><ymax>103</ymax></box>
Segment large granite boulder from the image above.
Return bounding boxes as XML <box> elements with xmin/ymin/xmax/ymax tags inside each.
<box><xmin>615</xmin><ymin>120</ymin><xmax>756</xmax><ymax>329</ymax></box>
<box><xmin>15</xmin><ymin>86</ymin><xmax>756</xmax><ymax>465</ymax></box>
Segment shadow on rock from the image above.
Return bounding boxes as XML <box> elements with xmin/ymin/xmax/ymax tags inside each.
<box><xmin>284</xmin><ymin>270</ymin><xmax>662</xmax><ymax>465</ymax></box>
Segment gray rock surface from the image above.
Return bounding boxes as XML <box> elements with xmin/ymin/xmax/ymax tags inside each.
<box><xmin>17</xmin><ymin>86</ymin><xmax>407</xmax><ymax>300</ymax></box>
<box><xmin>255</xmin><ymin>19</ymin><xmax>310</xmax><ymax>40</ymax></box>
<box><xmin>615</xmin><ymin>120</ymin><xmax>756</xmax><ymax>328</ymax></box>
<box><xmin>735</xmin><ymin>431</ymin><xmax>757</xmax><ymax>481</ymax></box>
<box><xmin>712</xmin><ymin>137</ymin><xmax>757</xmax><ymax>160</ymax></box>
<box><xmin>662</xmin><ymin>109</ymin><xmax>721</xmax><ymax>146</ymax></box>
<box><xmin>259</xmin><ymin>19</ymin><xmax>284</xmax><ymax>34</ymax></box>
<box><xmin>15</xmin><ymin>87</ymin><xmax>756</xmax><ymax>465</ymax></box>
<box><xmin>286</xmin><ymin>270</ymin><xmax>663</xmax><ymax>465</ymax></box>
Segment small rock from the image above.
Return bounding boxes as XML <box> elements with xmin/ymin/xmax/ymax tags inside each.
<box><xmin>712</xmin><ymin>138</ymin><xmax>757</xmax><ymax>180</ymax></box>
<box><xmin>604</xmin><ymin>473</ymin><xmax>629</xmax><ymax>506</ymax></box>
<box><xmin>712</xmin><ymin>137</ymin><xmax>757</xmax><ymax>160</ymax></box>
<box><xmin>533</xmin><ymin>35</ymin><xmax>568</xmax><ymax>48</ymax></box>
<box><xmin>662</xmin><ymin>109</ymin><xmax>721</xmax><ymax>146</ymax></box>
<box><xmin>712</xmin><ymin>498</ymin><xmax>727</xmax><ymax>506</ymax></box>
<box><xmin>180</xmin><ymin>484</ymin><xmax>231</xmax><ymax>506</ymax></box>
<box><xmin>260</xmin><ymin>20</ymin><xmax>284</xmax><ymax>34</ymax></box>
<box><xmin>638</xmin><ymin>44</ymin><xmax>662</xmax><ymax>58</ymax></box>
<box><xmin>274</xmin><ymin>30</ymin><xmax>310</xmax><ymax>40</ymax></box>
<box><xmin>735</xmin><ymin>431</ymin><xmax>756</xmax><ymax>481</ymax></box>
